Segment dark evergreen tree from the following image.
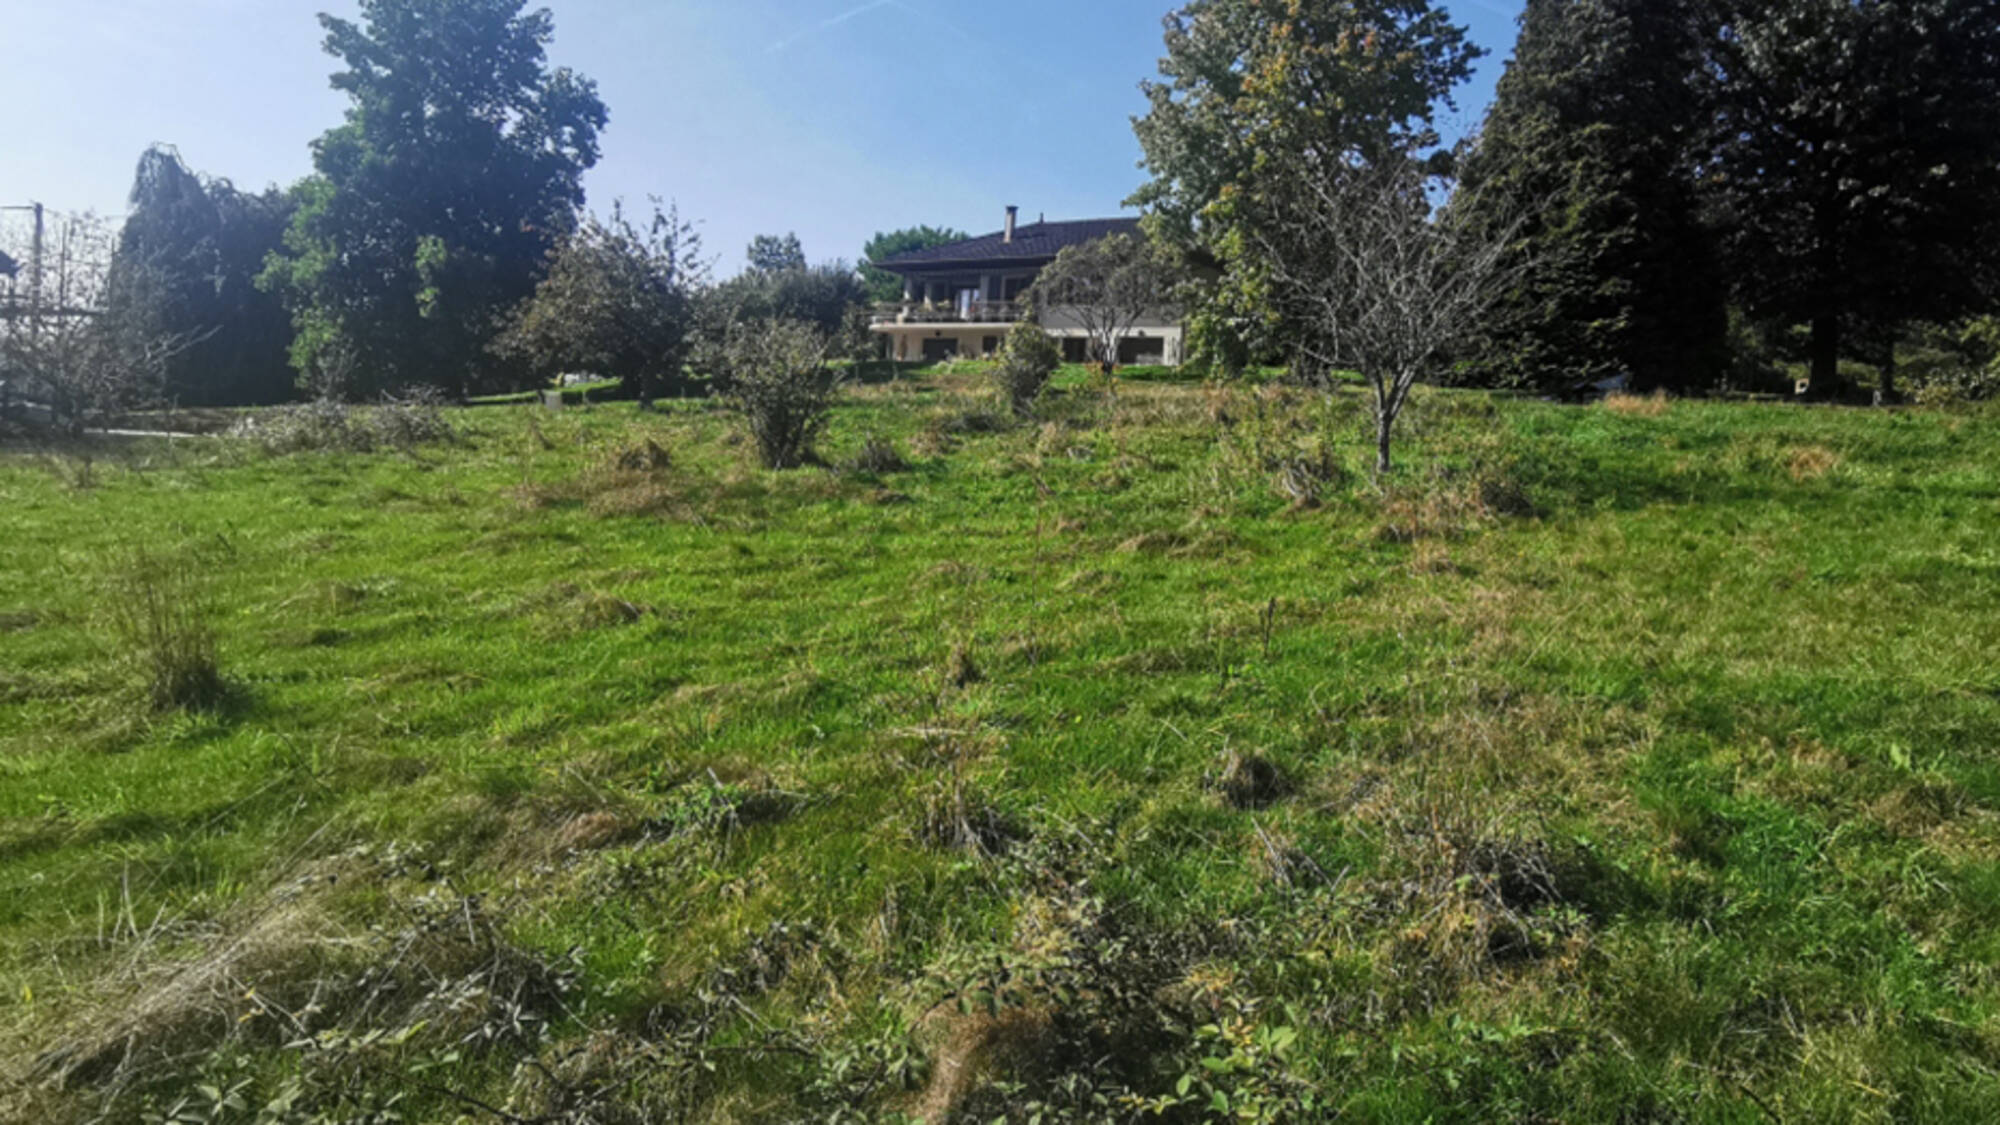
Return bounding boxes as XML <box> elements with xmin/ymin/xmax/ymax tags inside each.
<box><xmin>106</xmin><ymin>146</ymin><xmax>298</xmax><ymax>406</ymax></box>
<box><xmin>860</xmin><ymin>225</ymin><xmax>966</xmax><ymax>303</ymax></box>
<box><xmin>1704</xmin><ymin>0</ymin><xmax>2000</xmax><ymax>395</ymax></box>
<box><xmin>745</xmin><ymin>233</ymin><xmax>807</xmax><ymax>277</ymax></box>
<box><xmin>1453</xmin><ymin>0</ymin><xmax>1724</xmax><ymax>392</ymax></box>
<box><xmin>260</xmin><ymin>0</ymin><xmax>607</xmax><ymax>398</ymax></box>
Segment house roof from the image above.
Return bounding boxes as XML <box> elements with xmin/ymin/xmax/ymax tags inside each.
<box><xmin>871</xmin><ymin>217</ymin><xmax>1141</xmax><ymax>272</ymax></box>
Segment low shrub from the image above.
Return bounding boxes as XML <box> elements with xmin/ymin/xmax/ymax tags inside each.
<box><xmin>228</xmin><ymin>388</ymin><xmax>454</xmax><ymax>454</ymax></box>
<box><xmin>1910</xmin><ymin>365</ymin><xmax>2000</xmax><ymax>408</ymax></box>
<box><xmin>1902</xmin><ymin>317</ymin><xmax>2000</xmax><ymax>406</ymax></box>
<box><xmin>717</xmin><ymin>320</ymin><xmax>840</xmax><ymax>469</ymax></box>
<box><xmin>991</xmin><ymin>321</ymin><xmax>1061</xmax><ymax>416</ymax></box>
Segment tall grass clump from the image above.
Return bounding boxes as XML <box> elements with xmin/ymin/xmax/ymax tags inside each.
<box><xmin>717</xmin><ymin>319</ymin><xmax>839</xmax><ymax>469</ymax></box>
<box><xmin>105</xmin><ymin>546</ymin><xmax>224</xmax><ymax>712</ymax></box>
<box><xmin>991</xmin><ymin>320</ymin><xmax>1061</xmax><ymax>416</ymax></box>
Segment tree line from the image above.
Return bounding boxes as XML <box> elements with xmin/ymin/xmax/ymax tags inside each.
<box><xmin>10</xmin><ymin>0</ymin><xmax>1997</xmax><ymax>421</ymax></box>
<box><xmin>1</xmin><ymin>0</ymin><xmax>933</xmax><ymax>417</ymax></box>
<box><xmin>1132</xmin><ymin>0</ymin><xmax>2000</xmax><ymax>400</ymax></box>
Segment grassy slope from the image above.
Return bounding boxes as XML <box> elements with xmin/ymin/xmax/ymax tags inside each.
<box><xmin>2</xmin><ymin>370</ymin><xmax>1997</xmax><ymax>1121</ymax></box>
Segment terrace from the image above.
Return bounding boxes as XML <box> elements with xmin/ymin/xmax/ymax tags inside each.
<box><xmin>867</xmin><ymin>297</ymin><xmax>1030</xmax><ymax>326</ymax></box>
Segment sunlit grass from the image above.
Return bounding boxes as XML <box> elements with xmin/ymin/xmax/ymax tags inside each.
<box><xmin>3</xmin><ymin>371</ymin><xmax>1997</xmax><ymax>1120</ymax></box>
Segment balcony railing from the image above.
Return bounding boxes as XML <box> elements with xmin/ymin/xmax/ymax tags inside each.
<box><xmin>870</xmin><ymin>300</ymin><xmax>1029</xmax><ymax>326</ymax></box>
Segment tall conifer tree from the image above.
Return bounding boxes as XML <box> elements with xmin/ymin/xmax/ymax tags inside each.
<box><xmin>1453</xmin><ymin>0</ymin><xmax>1723</xmax><ymax>392</ymax></box>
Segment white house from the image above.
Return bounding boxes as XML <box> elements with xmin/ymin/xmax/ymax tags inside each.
<box><xmin>865</xmin><ymin>207</ymin><xmax>1184</xmax><ymax>366</ymax></box>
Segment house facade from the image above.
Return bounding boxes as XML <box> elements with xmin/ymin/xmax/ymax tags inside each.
<box><xmin>866</xmin><ymin>207</ymin><xmax>1183</xmax><ymax>366</ymax></box>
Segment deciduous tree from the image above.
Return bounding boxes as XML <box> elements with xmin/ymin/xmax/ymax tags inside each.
<box><xmin>1129</xmin><ymin>0</ymin><xmax>1481</xmax><ymax>371</ymax></box>
<box><xmin>107</xmin><ymin>146</ymin><xmax>297</xmax><ymax>407</ymax></box>
<box><xmin>1258</xmin><ymin>159</ymin><xmax>1523</xmax><ymax>475</ymax></box>
<box><xmin>497</xmin><ymin>201</ymin><xmax>705</xmax><ymax>408</ymax></box>
<box><xmin>2</xmin><ymin>212</ymin><xmax>208</xmax><ymax>433</ymax></box>
<box><xmin>1027</xmin><ymin>233</ymin><xmax>1178</xmax><ymax>368</ymax></box>
<box><xmin>260</xmin><ymin>0</ymin><xmax>607</xmax><ymax>398</ymax></box>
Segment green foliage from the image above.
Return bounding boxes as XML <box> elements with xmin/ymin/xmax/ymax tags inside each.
<box><xmin>745</xmin><ymin>232</ymin><xmax>807</xmax><ymax>276</ymax></box>
<box><xmin>496</xmin><ymin>201</ymin><xmax>705</xmax><ymax>407</ymax></box>
<box><xmin>1704</xmin><ymin>0</ymin><xmax>2000</xmax><ymax>386</ymax></box>
<box><xmin>859</xmin><ymin>225</ymin><xmax>967</xmax><ymax>302</ymax></box>
<box><xmin>718</xmin><ymin>319</ymin><xmax>839</xmax><ymax>468</ymax></box>
<box><xmin>992</xmin><ymin>320</ymin><xmax>1061</xmax><ymax>416</ymax></box>
<box><xmin>258</xmin><ymin>0</ymin><xmax>607</xmax><ymax>398</ymax></box>
<box><xmin>1026</xmin><ymin>233</ymin><xmax>1180</xmax><ymax>368</ymax></box>
<box><xmin>1452</xmin><ymin>0</ymin><xmax>1725</xmax><ymax>393</ymax></box>
<box><xmin>705</xmin><ymin>257</ymin><xmax>872</xmax><ymax>360</ymax></box>
<box><xmin>1130</xmin><ymin>0</ymin><xmax>1480</xmax><ymax>365</ymax></box>
<box><xmin>106</xmin><ymin>146</ymin><xmax>298</xmax><ymax>407</ymax></box>
<box><xmin>1902</xmin><ymin>317</ymin><xmax>2000</xmax><ymax>406</ymax></box>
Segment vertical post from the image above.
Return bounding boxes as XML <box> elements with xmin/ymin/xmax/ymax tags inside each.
<box><xmin>26</xmin><ymin>203</ymin><xmax>44</xmax><ymax>341</ymax></box>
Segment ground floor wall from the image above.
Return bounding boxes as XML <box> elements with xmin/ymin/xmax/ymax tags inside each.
<box><xmin>872</xmin><ymin>324</ymin><xmax>1184</xmax><ymax>366</ymax></box>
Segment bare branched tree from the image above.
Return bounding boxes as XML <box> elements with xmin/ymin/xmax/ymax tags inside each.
<box><xmin>1</xmin><ymin>211</ymin><xmax>209</xmax><ymax>434</ymax></box>
<box><xmin>1256</xmin><ymin>158</ymin><xmax>1523</xmax><ymax>475</ymax></box>
<box><xmin>1027</xmin><ymin>233</ymin><xmax>1179</xmax><ymax>368</ymax></box>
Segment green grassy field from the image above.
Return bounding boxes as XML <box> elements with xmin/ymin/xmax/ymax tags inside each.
<box><xmin>3</xmin><ymin>369</ymin><xmax>1998</xmax><ymax>1122</ymax></box>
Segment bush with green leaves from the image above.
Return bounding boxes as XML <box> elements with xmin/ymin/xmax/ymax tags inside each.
<box><xmin>993</xmin><ymin>320</ymin><xmax>1061</xmax><ymax>416</ymax></box>
<box><xmin>1903</xmin><ymin>317</ymin><xmax>2000</xmax><ymax>406</ymax></box>
<box><xmin>718</xmin><ymin>320</ymin><xmax>840</xmax><ymax>469</ymax></box>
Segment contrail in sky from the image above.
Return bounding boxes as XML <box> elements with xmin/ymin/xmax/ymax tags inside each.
<box><xmin>766</xmin><ymin>0</ymin><xmax>899</xmax><ymax>55</ymax></box>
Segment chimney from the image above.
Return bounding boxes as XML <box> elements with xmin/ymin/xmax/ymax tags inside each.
<box><xmin>1004</xmin><ymin>205</ymin><xmax>1018</xmax><ymax>243</ymax></box>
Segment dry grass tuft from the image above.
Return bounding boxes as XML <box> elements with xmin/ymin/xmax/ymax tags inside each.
<box><xmin>1604</xmin><ymin>390</ymin><xmax>1670</xmax><ymax>418</ymax></box>
<box><xmin>1212</xmin><ymin>749</ymin><xmax>1292</xmax><ymax>810</ymax></box>
<box><xmin>1118</xmin><ymin>530</ymin><xmax>1189</xmax><ymax>555</ymax></box>
<box><xmin>12</xmin><ymin>859</ymin><xmax>363</xmax><ymax>1097</ymax></box>
<box><xmin>847</xmin><ymin>434</ymin><xmax>909</xmax><ymax>474</ymax></box>
<box><xmin>556</xmin><ymin>810</ymin><xmax>630</xmax><ymax>852</ymax></box>
<box><xmin>104</xmin><ymin>547</ymin><xmax>224</xmax><ymax>713</ymax></box>
<box><xmin>1408</xmin><ymin>541</ymin><xmax>1460</xmax><ymax>576</ymax></box>
<box><xmin>908</xmin><ymin>1007</ymin><xmax>1054</xmax><ymax>1123</ymax></box>
<box><xmin>1786</xmin><ymin>444</ymin><xmax>1842</xmax><ymax>481</ymax></box>
<box><xmin>944</xmin><ymin>643</ymin><xmax>983</xmax><ymax>688</ymax></box>
<box><xmin>604</xmin><ymin>437</ymin><xmax>673</xmax><ymax>473</ymax></box>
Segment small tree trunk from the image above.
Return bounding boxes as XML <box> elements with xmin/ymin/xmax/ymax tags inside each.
<box><xmin>1809</xmin><ymin>312</ymin><xmax>1840</xmax><ymax>395</ymax></box>
<box><xmin>1375</xmin><ymin>405</ymin><xmax>1394</xmax><ymax>477</ymax></box>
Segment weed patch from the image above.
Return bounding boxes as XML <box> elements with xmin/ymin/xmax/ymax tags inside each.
<box><xmin>104</xmin><ymin>546</ymin><xmax>225</xmax><ymax>712</ymax></box>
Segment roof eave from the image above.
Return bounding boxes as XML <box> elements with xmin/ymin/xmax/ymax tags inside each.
<box><xmin>871</xmin><ymin>253</ymin><xmax>1059</xmax><ymax>275</ymax></box>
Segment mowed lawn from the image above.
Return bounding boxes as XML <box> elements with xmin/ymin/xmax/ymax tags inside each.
<box><xmin>3</xmin><ymin>371</ymin><xmax>1998</xmax><ymax>1121</ymax></box>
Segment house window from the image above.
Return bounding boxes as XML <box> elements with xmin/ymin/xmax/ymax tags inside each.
<box><xmin>1002</xmin><ymin>276</ymin><xmax>1032</xmax><ymax>301</ymax></box>
<box><xmin>1061</xmin><ymin>337</ymin><xmax>1088</xmax><ymax>363</ymax></box>
<box><xmin>922</xmin><ymin>337</ymin><xmax>960</xmax><ymax>362</ymax></box>
<box><xmin>982</xmin><ymin>336</ymin><xmax>1000</xmax><ymax>356</ymax></box>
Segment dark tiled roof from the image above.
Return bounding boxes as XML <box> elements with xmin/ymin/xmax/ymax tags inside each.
<box><xmin>872</xmin><ymin>217</ymin><xmax>1141</xmax><ymax>271</ymax></box>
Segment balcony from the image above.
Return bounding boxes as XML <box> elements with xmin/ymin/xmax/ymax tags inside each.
<box><xmin>869</xmin><ymin>299</ymin><xmax>1029</xmax><ymax>327</ymax></box>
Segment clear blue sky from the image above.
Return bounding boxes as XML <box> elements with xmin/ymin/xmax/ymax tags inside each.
<box><xmin>4</xmin><ymin>0</ymin><xmax>1525</xmax><ymax>273</ymax></box>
